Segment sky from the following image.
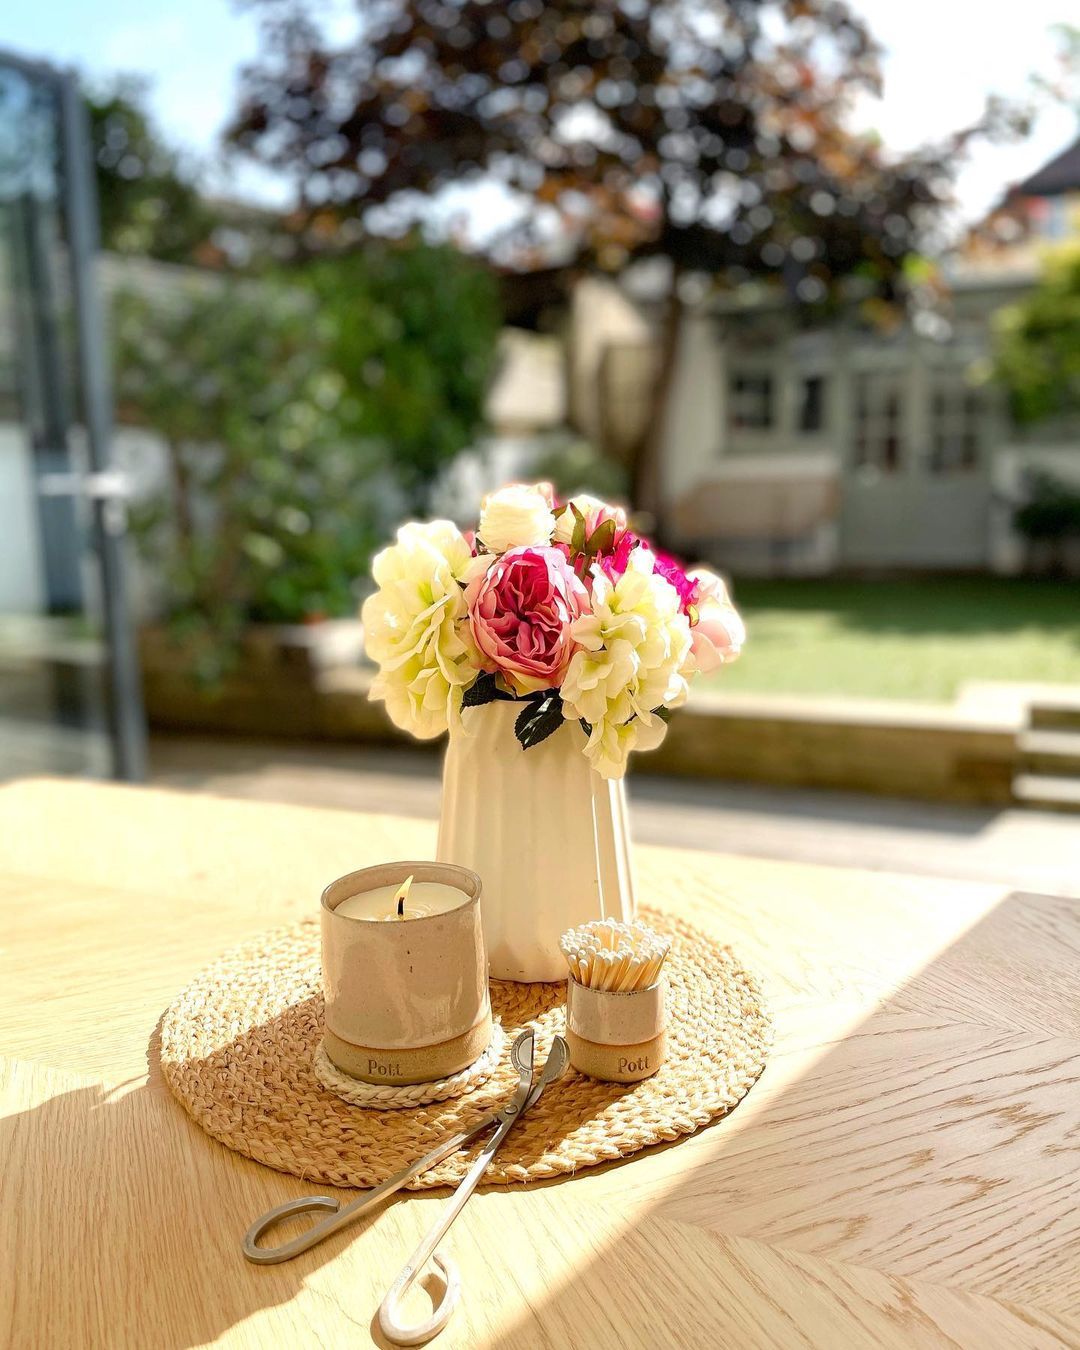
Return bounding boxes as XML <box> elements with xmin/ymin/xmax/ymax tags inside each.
<box><xmin>2</xmin><ymin>0</ymin><xmax>1077</xmax><ymax>230</ymax></box>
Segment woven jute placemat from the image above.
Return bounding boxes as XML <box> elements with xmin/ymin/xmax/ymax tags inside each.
<box><xmin>158</xmin><ymin>906</ymin><xmax>770</xmax><ymax>1190</ymax></box>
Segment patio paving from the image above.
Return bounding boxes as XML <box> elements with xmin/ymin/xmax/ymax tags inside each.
<box><xmin>149</xmin><ymin>735</ymin><xmax>1080</xmax><ymax>899</ymax></box>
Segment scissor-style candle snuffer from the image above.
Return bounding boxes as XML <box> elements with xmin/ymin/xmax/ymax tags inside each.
<box><xmin>242</xmin><ymin>1029</ymin><xmax>570</xmax><ymax>1346</ymax></box>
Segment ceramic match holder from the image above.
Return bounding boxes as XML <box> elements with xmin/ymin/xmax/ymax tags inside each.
<box><xmin>564</xmin><ymin>975</ymin><xmax>666</xmax><ymax>1083</ymax></box>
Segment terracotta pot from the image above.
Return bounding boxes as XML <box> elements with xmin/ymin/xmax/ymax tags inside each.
<box><xmin>436</xmin><ymin>701</ymin><xmax>636</xmax><ymax>982</ymax></box>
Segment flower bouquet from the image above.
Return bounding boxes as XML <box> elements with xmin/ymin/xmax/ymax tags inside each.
<box><xmin>362</xmin><ymin>483</ymin><xmax>744</xmax><ymax>980</ymax></box>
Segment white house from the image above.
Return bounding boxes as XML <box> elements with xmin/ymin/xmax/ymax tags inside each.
<box><xmin>612</xmin><ymin>141</ymin><xmax>1080</xmax><ymax>575</ymax></box>
<box><xmin>655</xmin><ymin>269</ymin><xmax>1033</xmax><ymax>574</ymax></box>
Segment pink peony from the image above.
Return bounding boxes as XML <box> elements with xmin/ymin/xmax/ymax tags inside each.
<box><xmin>466</xmin><ymin>546</ymin><xmax>589</xmax><ymax>696</ymax></box>
<box><xmin>687</xmin><ymin>568</ymin><xmax>745</xmax><ymax>673</ymax></box>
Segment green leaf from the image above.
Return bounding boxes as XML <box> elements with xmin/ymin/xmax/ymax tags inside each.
<box><xmin>586</xmin><ymin>518</ymin><xmax>617</xmax><ymax>556</ymax></box>
<box><xmin>514</xmin><ymin>693</ymin><xmax>566</xmax><ymax>750</ymax></box>
<box><xmin>462</xmin><ymin>672</ymin><xmax>514</xmax><ymax>708</ymax></box>
<box><xmin>571</xmin><ymin>508</ymin><xmax>587</xmax><ymax>555</ymax></box>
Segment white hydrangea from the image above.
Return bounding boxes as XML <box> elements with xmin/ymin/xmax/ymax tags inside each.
<box><xmin>361</xmin><ymin>520</ymin><xmax>478</xmax><ymax>739</ymax></box>
<box><xmin>477</xmin><ymin>482</ymin><xmax>555</xmax><ymax>553</ymax></box>
<box><xmin>561</xmin><ymin>550</ymin><xmax>691</xmax><ymax>779</ymax></box>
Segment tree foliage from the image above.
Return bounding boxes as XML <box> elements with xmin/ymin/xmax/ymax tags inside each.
<box><xmin>992</xmin><ymin>245</ymin><xmax>1080</xmax><ymax>425</ymax></box>
<box><xmin>227</xmin><ymin>0</ymin><xmax>986</xmax><ymax>517</ymax></box>
<box><xmin>1030</xmin><ymin>23</ymin><xmax>1080</xmax><ymax>118</ymax></box>
<box><xmin>229</xmin><ymin>0</ymin><xmax>959</xmax><ymax>292</ymax></box>
<box><xmin>1014</xmin><ymin>473</ymin><xmax>1080</xmax><ymax>543</ymax></box>
<box><xmin>114</xmin><ymin>278</ymin><xmax>380</xmax><ymax>644</ymax></box>
<box><xmin>88</xmin><ymin>79</ymin><xmax>220</xmax><ymax>263</ymax></box>
<box><xmin>298</xmin><ymin>237</ymin><xmax>501</xmax><ymax>511</ymax></box>
<box><xmin>113</xmin><ymin>235</ymin><xmax>499</xmax><ymax>644</ymax></box>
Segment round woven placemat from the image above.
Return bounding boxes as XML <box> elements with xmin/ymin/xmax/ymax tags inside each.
<box><xmin>159</xmin><ymin>906</ymin><xmax>770</xmax><ymax>1190</ymax></box>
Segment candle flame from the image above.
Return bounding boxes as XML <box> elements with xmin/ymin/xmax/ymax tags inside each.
<box><xmin>393</xmin><ymin>874</ymin><xmax>414</xmax><ymax>919</ymax></box>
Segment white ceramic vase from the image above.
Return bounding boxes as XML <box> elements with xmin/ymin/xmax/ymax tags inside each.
<box><xmin>436</xmin><ymin>701</ymin><xmax>636</xmax><ymax>982</ymax></box>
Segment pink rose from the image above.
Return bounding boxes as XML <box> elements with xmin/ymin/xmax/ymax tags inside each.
<box><xmin>466</xmin><ymin>546</ymin><xmax>589</xmax><ymax>695</ymax></box>
<box><xmin>688</xmin><ymin>569</ymin><xmax>745</xmax><ymax>673</ymax></box>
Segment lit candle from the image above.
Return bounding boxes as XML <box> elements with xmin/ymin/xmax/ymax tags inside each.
<box><xmin>321</xmin><ymin>862</ymin><xmax>492</xmax><ymax>1085</ymax></box>
<box><xmin>335</xmin><ymin>876</ymin><xmax>469</xmax><ymax>922</ymax></box>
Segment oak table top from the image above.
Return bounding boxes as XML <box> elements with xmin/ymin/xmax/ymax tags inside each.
<box><xmin>1</xmin><ymin>778</ymin><xmax>1078</xmax><ymax>1350</ymax></box>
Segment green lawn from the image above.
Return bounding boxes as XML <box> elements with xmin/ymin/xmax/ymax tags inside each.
<box><xmin>708</xmin><ymin>578</ymin><xmax>1080</xmax><ymax>703</ymax></box>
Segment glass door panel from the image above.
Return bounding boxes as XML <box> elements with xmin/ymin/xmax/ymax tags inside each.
<box><xmin>0</xmin><ymin>52</ymin><xmax>145</xmax><ymax>780</ymax></box>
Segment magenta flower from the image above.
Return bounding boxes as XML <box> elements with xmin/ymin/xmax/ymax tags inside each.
<box><xmin>466</xmin><ymin>546</ymin><xmax>589</xmax><ymax>696</ymax></box>
<box><xmin>595</xmin><ymin>529</ymin><xmax>642</xmax><ymax>584</ymax></box>
<box><xmin>652</xmin><ymin>551</ymin><xmax>698</xmax><ymax>612</ymax></box>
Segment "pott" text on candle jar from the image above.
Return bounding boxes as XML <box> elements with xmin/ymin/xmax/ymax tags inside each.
<box><xmin>368</xmin><ymin>1058</ymin><xmax>403</xmax><ymax>1078</ymax></box>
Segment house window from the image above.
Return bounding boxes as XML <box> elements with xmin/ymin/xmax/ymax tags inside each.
<box><xmin>798</xmin><ymin>375</ymin><xmax>827</xmax><ymax>433</ymax></box>
<box><xmin>853</xmin><ymin>371</ymin><xmax>904</xmax><ymax>473</ymax></box>
<box><xmin>729</xmin><ymin>373</ymin><xmax>774</xmax><ymax>430</ymax></box>
<box><xmin>927</xmin><ymin>379</ymin><xmax>980</xmax><ymax>473</ymax></box>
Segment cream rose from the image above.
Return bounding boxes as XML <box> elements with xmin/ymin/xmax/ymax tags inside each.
<box><xmin>562</xmin><ymin>550</ymin><xmax>691</xmax><ymax>779</ymax></box>
<box><xmin>478</xmin><ymin>482</ymin><xmax>555</xmax><ymax>553</ymax></box>
<box><xmin>361</xmin><ymin>520</ymin><xmax>478</xmax><ymax>739</ymax></box>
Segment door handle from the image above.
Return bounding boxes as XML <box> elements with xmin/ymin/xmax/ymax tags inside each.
<box><xmin>37</xmin><ymin>470</ymin><xmax>132</xmax><ymax>535</ymax></box>
<box><xmin>37</xmin><ymin>470</ymin><xmax>131</xmax><ymax>501</ymax></box>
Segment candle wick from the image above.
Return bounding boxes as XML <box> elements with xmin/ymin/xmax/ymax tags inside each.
<box><xmin>394</xmin><ymin>874</ymin><xmax>415</xmax><ymax>919</ymax></box>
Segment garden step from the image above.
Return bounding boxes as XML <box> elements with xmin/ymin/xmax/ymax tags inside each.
<box><xmin>1013</xmin><ymin>773</ymin><xmax>1080</xmax><ymax>813</ymax></box>
<box><xmin>1017</xmin><ymin>730</ymin><xmax>1080</xmax><ymax>777</ymax></box>
<box><xmin>1029</xmin><ymin>700</ymin><xmax>1080</xmax><ymax>732</ymax></box>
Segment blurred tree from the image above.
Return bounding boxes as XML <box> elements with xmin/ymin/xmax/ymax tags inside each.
<box><xmin>228</xmin><ymin>0</ymin><xmax>990</xmax><ymax>522</ymax></box>
<box><xmin>992</xmin><ymin>245</ymin><xmax>1080</xmax><ymax>425</ymax></box>
<box><xmin>88</xmin><ymin>78</ymin><xmax>221</xmax><ymax>263</ymax></box>
<box><xmin>1031</xmin><ymin>23</ymin><xmax>1080</xmax><ymax>120</ymax></box>
<box><xmin>531</xmin><ymin>433</ymin><xmax>630</xmax><ymax>503</ymax></box>
<box><xmin>1011</xmin><ymin>471</ymin><xmax>1080</xmax><ymax>576</ymax></box>
<box><xmin>300</xmin><ymin>237</ymin><xmax>501</xmax><ymax>512</ymax></box>
<box><xmin>114</xmin><ymin>280</ymin><xmax>379</xmax><ymax>675</ymax></box>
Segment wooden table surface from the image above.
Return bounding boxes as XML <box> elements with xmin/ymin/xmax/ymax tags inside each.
<box><xmin>1</xmin><ymin>779</ymin><xmax>1078</xmax><ymax>1350</ymax></box>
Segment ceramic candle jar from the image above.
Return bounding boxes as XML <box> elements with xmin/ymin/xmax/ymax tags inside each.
<box><xmin>321</xmin><ymin>861</ymin><xmax>492</xmax><ymax>1085</ymax></box>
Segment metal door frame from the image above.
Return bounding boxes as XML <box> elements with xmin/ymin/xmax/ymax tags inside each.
<box><xmin>1</xmin><ymin>48</ymin><xmax>147</xmax><ymax>779</ymax></box>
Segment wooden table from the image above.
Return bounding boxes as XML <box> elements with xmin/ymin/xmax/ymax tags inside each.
<box><xmin>2</xmin><ymin>780</ymin><xmax>1078</xmax><ymax>1349</ymax></box>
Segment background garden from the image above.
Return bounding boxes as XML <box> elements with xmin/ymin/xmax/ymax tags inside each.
<box><xmin>3</xmin><ymin>4</ymin><xmax>1079</xmax><ymax>807</ymax></box>
<box><xmin>83</xmin><ymin>12</ymin><xmax>1080</xmax><ymax>706</ymax></box>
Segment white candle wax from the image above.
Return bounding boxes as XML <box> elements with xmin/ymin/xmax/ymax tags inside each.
<box><xmin>335</xmin><ymin>881</ymin><xmax>467</xmax><ymax>922</ymax></box>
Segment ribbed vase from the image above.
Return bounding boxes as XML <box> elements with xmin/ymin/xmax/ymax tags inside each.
<box><xmin>436</xmin><ymin>701</ymin><xmax>636</xmax><ymax>982</ymax></box>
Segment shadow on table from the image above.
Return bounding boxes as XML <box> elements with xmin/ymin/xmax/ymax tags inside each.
<box><xmin>1</xmin><ymin>1019</ymin><xmax>401</xmax><ymax>1349</ymax></box>
<box><xmin>4</xmin><ymin>984</ymin><xmax>592</xmax><ymax>1349</ymax></box>
<box><xmin>495</xmin><ymin>889</ymin><xmax>1080</xmax><ymax>1347</ymax></box>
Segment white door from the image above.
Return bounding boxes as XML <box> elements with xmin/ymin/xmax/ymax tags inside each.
<box><xmin>840</xmin><ymin>360</ymin><xmax>990</xmax><ymax>569</ymax></box>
